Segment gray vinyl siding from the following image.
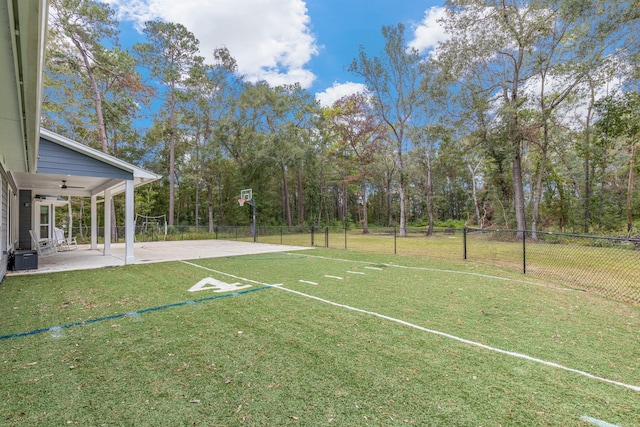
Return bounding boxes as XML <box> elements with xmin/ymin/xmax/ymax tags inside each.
<box><xmin>18</xmin><ymin>190</ymin><xmax>32</xmax><ymax>250</ymax></box>
<box><xmin>1</xmin><ymin>166</ymin><xmax>7</xmax><ymax>281</ymax></box>
<box><xmin>38</xmin><ymin>138</ymin><xmax>133</xmax><ymax>180</ymax></box>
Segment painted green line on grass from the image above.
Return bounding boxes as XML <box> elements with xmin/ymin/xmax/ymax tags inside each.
<box><xmin>0</xmin><ymin>286</ymin><xmax>269</xmax><ymax>342</ymax></box>
<box><xmin>180</xmin><ymin>259</ymin><xmax>640</xmax><ymax>394</ymax></box>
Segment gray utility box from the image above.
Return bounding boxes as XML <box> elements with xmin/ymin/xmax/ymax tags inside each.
<box><xmin>13</xmin><ymin>250</ymin><xmax>38</xmax><ymax>271</ymax></box>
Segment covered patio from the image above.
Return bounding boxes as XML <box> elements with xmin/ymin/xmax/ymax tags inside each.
<box><xmin>12</xmin><ymin>128</ymin><xmax>161</xmax><ymax>266</ymax></box>
<box><xmin>7</xmin><ymin>240</ymin><xmax>313</xmax><ymax>275</ymax></box>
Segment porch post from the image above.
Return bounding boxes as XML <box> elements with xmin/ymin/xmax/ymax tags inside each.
<box><xmin>104</xmin><ymin>188</ymin><xmax>111</xmax><ymax>255</ymax></box>
<box><xmin>91</xmin><ymin>195</ymin><xmax>98</xmax><ymax>250</ymax></box>
<box><xmin>125</xmin><ymin>179</ymin><xmax>135</xmax><ymax>264</ymax></box>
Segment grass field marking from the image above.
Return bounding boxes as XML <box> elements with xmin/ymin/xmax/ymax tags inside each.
<box><xmin>289</xmin><ymin>253</ymin><xmax>571</xmax><ymax>291</ymax></box>
<box><xmin>581</xmin><ymin>415</ymin><xmax>620</xmax><ymax>427</ymax></box>
<box><xmin>181</xmin><ymin>260</ymin><xmax>279</xmax><ymax>287</ymax></box>
<box><xmin>346</xmin><ymin>271</ymin><xmax>365</xmax><ymax>275</ymax></box>
<box><xmin>364</xmin><ymin>266</ymin><xmax>384</xmax><ymax>271</ymax></box>
<box><xmin>269</xmin><ymin>282</ymin><xmax>640</xmax><ymax>394</ymax></box>
<box><xmin>179</xmin><ymin>259</ymin><xmax>640</xmax><ymax>393</ymax></box>
<box><xmin>299</xmin><ymin>280</ymin><xmax>318</xmax><ymax>285</ymax></box>
<box><xmin>188</xmin><ymin>277</ymin><xmax>252</xmax><ymax>293</ymax></box>
<box><xmin>324</xmin><ymin>275</ymin><xmax>343</xmax><ymax>280</ymax></box>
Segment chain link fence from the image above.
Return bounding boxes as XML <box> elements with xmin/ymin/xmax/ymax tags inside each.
<box><xmin>81</xmin><ymin>224</ymin><xmax>639</xmax><ymax>305</ymax></box>
<box><xmin>464</xmin><ymin>228</ymin><xmax>640</xmax><ymax>305</ymax></box>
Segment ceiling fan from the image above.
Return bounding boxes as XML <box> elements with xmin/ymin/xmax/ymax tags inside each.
<box><xmin>59</xmin><ymin>180</ymin><xmax>85</xmax><ymax>189</ymax></box>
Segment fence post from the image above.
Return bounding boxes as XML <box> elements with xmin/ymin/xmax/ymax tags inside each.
<box><xmin>522</xmin><ymin>229</ymin><xmax>526</xmax><ymax>274</ymax></box>
<box><xmin>311</xmin><ymin>226</ymin><xmax>315</xmax><ymax>247</ymax></box>
<box><xmin>325</xmin><ymin>227</ymin><xmax>329</xmax><ymax>248</ymax></box>
<box><xmin>463</xmin><ymin>227</ymin><xmax>467</xmax><ymax>260</ymax></box>
<box><xmin>394</xmin><ymin>226</ymin><xmax>397</xmax><ymax>255</ymax></box>
<box><xmin>344</xmin><ymin>227</ymin><xmax>348</xmax><ymax>250</ymax></box>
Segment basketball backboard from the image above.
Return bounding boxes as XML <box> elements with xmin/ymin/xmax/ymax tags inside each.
<box><xmin>240</xmin><ymin>188</ymin><xmax>252</xmax><ymax>201</ymax></box>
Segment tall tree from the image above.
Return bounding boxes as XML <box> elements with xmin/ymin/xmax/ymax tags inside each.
<box><xmin>49</xmin><ymin>0</ymin><xmax>118</xmax><ymax>153</ymax></box>
<box><xmin>325</xmin><ymin>93</ymin><xmax>384</xmax><ymax>232</ymax></box>
<box><xmin>595</xmin><ymin>91</ymin><xmax>640</xmax><ymax>233</ymax></box>
<box><xmin>349</xmin><ymin>24</ymin><xmax>428</xmax><ymax>236</ymax></box>
<box><xmin>438</xmin><ymin>0</ymin><xmax>637</xmax><ymax>236</ymax></box>
<box><xmin>134</xmin><ymin>21</ymin><xmax>200</xmax><ymax>226</ymax></box>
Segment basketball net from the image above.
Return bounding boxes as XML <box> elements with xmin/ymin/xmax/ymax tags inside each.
<box><xmin>238</xmin><ymin>198</ymin><xmax>247</xmax><ymax>207</ymax></box>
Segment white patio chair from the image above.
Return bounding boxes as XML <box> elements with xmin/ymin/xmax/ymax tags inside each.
<box><xmin>29</xmin><ymin>230</ymin><xmax>57</xmax><ymax>257</ymax></box>
<box><xmin>54</xmin><ymin>227</ymin><xmax>77</xmax><ymax>251</ymax></box>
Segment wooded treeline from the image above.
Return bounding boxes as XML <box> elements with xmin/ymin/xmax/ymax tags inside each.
<box><xmin>43</xmin><ymin>0</ymin><xmax>640</xmax><ymax>236</ymax></box>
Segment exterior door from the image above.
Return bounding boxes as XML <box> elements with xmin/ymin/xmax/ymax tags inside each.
<box><xmin>38</xmin><ymin>204</ymin><xmax>51</xmax><ymax>240</ymax></box>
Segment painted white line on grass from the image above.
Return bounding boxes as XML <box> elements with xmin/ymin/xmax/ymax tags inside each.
<box><xmin>347</xmin><ymin>271</ymin><xmax>365</xmax><ymax>275</ymax></box>
<box><xmin>180</xmin><ymin>261</ymin><xmax>273</xmax><ymax>287</ymax></box>
<box><xmin>364</xmin><ymin>266</ymin><xmax>384</xmax><ymax>271</ymax></box>
<box><xmin>299</xmin><ymin>280</ymin><xmax>318</xmax><ymax>285</ymax></box>
<box><xmin>181</xmin><ymin>260</ymin><xmax>640</xmax><ymax>394</ymax></box>
<box><xmin>324</xmin><ymin>275</ymin><xmax>343</xmax><ymax>280</ymax></box>
<box><xmin>287</xmin><ymin>253</ymin><xmax>569</xmax><ymax>290</ymax></box>
<box><xmin>581</xmin><ymin>415</ymin><xmax>620</xmax><ymax>427</ymax></box>
<box><xmin>270</xmin><ymin>282</ymin><xmax>640</xmax><ymax>394</ymax></box>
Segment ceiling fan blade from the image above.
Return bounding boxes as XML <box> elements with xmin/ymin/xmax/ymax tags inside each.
<box><xmin>60</xmin><ymin>180</ymin><xmax>85</xmax><ymax>189</ymax></box>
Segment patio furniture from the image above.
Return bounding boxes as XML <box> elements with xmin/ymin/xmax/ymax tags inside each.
<box><xmin>54</xmin><ymin>227</ymin><xmax>77</xmax><ymax>251</ymax></box>
<box><xmin>29</xmin><ymin>230</ymin><xmax>57</xmax><ymax>257</ymax></box>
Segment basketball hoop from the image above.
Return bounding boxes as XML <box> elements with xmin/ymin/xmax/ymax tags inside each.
<box><xmin>237</xmin><ymin>188</ymin><xmax>257</xmax><ymax>242</ymax></box>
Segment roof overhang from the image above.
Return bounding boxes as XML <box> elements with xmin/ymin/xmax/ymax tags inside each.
<box><xmin>0</xmin><ymin>0</ymin><xmax>48</xmax><ymax>173</ymax></box>
<box><xmin>12</xmin><ymin>128</ymin><xmax>161</xmax><ymax>198</ymax></box>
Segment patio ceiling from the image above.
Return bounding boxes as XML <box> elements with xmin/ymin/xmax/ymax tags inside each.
<box><xmin>12</xmin><ymin>172</ymin><xmax>126</xmax><ymax>198</ymax></box>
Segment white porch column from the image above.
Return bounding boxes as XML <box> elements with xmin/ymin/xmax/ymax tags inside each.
<box><xmin>103</xmin><ymin>188</ymin><xmax>111</xmax><ymax>255</ymax></box>
<box><xmin>125</xmin><ymin>179</ymin><xmax>135</xmax><ymax>264</ymax></box>
<box><xmin>91</xmin><ymin>195</ymin><xmax>98</xmax><ymax>249</ymax></box>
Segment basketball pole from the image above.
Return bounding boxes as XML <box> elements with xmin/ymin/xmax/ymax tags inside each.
<box><xmin>239</xmin><ymin>189</ymin><xmax>256</xmax><ymax>242</ymax></box>
<box><xmin>248</xmin><ymin>198</ymin><xmax>256</xmax><ymax>242</ymax></box>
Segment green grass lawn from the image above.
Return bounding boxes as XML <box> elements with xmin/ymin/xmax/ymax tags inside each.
<box><xmin>255</xmin><ymin>230</ymin><xmax>640</xmax><ymax>304</ymax></box>
<box><xmin>1</xmin><ymin>248</ymin><xmax>638</xmax><ymax>426</ymax></box>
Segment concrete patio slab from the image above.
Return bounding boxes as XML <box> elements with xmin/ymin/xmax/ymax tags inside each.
<box><xmin>7</xmin><ymin>240</ymin><xmax>313</xmax><ymax>276</ymax></box>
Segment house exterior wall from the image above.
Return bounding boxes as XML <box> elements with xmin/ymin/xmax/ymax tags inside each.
<box><xmin>0</xmin><ymin>165</ymin><xmax>13</xmax><ymax>281</ymax></box>
<box><xmin>1</xmin><ymin>167</ymin><xmax>6</xmax><ymax>281</ymax></box>
<box><xmin>38</xmin><ymin>138</ymin><xmax>133</xmax><ymax>180</ymax></box>
<box><xmin>19</xmin><ymin>190</ymin><xmax>33</xmax><ymax>249</ymax></box>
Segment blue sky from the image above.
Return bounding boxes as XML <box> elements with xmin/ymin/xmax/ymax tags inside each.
<box><xmin>103</xmin><ymin>0</ymin><xmax>447</xmax><ymax>106</ymax></box>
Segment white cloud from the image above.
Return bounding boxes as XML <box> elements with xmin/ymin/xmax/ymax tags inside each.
<box><xmin>408</xmin><ymin>7</ymin><xmax>448</xmax><ymax>55</ymax></box>
<box><xmin>315</xmin><ymin>82</ymin><xmax>367</xmax><ymax>107</ymax></box>
<box><xmin>104</xmin><ymin>0</ymin><xmax>319</xmax><ymax>88</ymax></box>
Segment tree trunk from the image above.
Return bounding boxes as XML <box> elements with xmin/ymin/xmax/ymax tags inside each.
<box><xmin>426</xmin><ymin>151</ymin><xmax>434</xmax><ymax>236</ymax></box>
<box><xmin>168</xmin><ymin>83</ymin><xmax>176</xmax><ymax>226</ymax></box>
<box><xmin>217</xmin><ymin>177</ymin><xmax>224</xmax><ymax>224</ymax></box>
<box><xmin>361</xmin><ymin>182</ymin><xmax>369</xmax><ymax>233</ymax></box>
<box><xmin>513</xmin><ymin>148</ymin><xmax>527</xmax><ymax>238</ymax></box>
<box><xmin>297</xmin><ymin>168</ymin><xmax>304</xmax><ymax>226</ymax></box>
<box><xmin>386</xmin><ymin>174</ymin><xmax>392</xmax><ymax>227</ymax></box>
<box><xmin>468</xmin><ymin>162</ymin><xmax>481</xmax><ymax>228</ymax></box>
<box><xmin>627</xmin><ymin>142</ymin><xmax>637</xmax><ymax>234</ymax></box>
<box><xmin>75</xmin><ymin>40</ymin><xmax>108</xmax><ymax>153</ymax></box>
<box><xmin>207</xmin><ymin>182</ymin><xmax>214</xmax><ymax>233</ymax></box>
<box><xmin>282</xmin><ymin>161</ymin><xmax>292</xmax><ymax>228</ymax></box>
<box><xmin>583</xmin><ymin>83</ymin><xmax>596</xmax><ymax>233</ymax></box>
<box><xmin>531</xmin><ymin>119</ymin><xmax>549</xmax><ymax>240</ymax></box>
<box><xmin>398</xmin><ymin>148</ymin><xmax>407</xmax><ymax>236</ymax></box>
